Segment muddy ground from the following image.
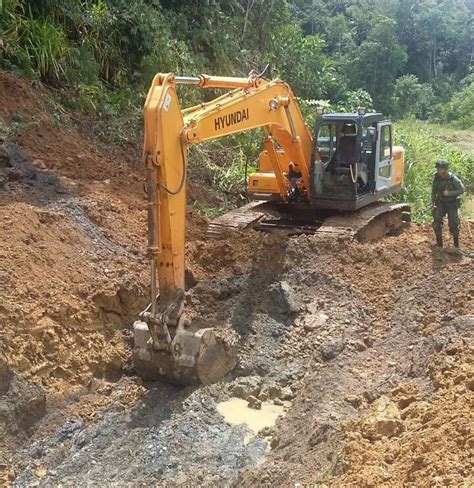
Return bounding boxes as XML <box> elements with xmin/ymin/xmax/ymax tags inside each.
<box><xmin>1</xmin><ymin>71</ymin><xmax>473</xmax><ymax>487</ymax></box>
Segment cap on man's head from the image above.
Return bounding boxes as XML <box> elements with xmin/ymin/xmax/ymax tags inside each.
<box><xmin>435</xmin><ymin>159</ymin><xmax>449</xmax><ymax>169</ymax></box>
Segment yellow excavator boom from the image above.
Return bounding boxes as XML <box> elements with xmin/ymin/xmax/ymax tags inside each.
<box><xmin>135</xmin><ymin>72</ymin><xmax>314</xmax><ymax>383</ymax></box>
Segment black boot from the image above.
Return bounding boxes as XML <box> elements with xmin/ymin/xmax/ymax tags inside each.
<box><xmin>435</xmin><ymin>230</ymin><xmax>443</xmax><ymax>247</ymax></box>
<box><xmin>453</xmin><ymin>233</ymin><xmax>460</xmax><ymax>248</ymax></box>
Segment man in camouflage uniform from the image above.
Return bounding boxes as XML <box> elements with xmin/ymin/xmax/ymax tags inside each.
<box><xmin>431</xmin><ymin>160</ymin><xmax>464</xmax><ymax>248</ymax></box>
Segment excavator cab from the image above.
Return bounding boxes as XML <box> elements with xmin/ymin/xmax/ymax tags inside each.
<box><xmin>311</xmin><ymin>112</ymin><xmax>404</xmax><ymax>210</ymax></box>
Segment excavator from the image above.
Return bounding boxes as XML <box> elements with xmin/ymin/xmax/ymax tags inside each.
<box><xmin>132</xmin><ymin>71</ymin><xmax>409</xmax><ymax>384</ymax></box>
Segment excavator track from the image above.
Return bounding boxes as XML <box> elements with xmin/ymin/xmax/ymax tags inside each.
<box><xmin>208</xmin><ymin>201</ymin><xmax>410</xmax><ymax>242</ymax></box>
<box><xmin>315</xmin><ymin>202</ymin><xmax>411</xmax><ymax>242</ymax></box>
<box><xmin>206</xmin><ymin>201</ymin><xmax>267</xmax><ymax>238</ymax></box>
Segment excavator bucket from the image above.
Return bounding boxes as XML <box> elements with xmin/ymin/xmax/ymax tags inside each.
<box><xmin>132</xmin><ymin>321</ymin><xmax>238</xmax><ymax>384</ymax></box>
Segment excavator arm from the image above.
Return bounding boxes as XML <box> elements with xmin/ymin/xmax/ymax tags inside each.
<box><xmin>134</xmin><ymin>72</ymin><xmax>313</xmax><ymax>384</ymax></box>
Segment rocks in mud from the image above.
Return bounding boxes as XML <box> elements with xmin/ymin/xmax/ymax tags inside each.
<box><xmin>229</xmin><ymin>376</ymin><xmax>263</xmax><ymax>399</ymax></box>
<box><xmin>308</xmin><ymin>420</ymin><xmax>339</xmax><ymax>447</ymax></box>
<box><xmin>258</xmin><ymin>382</ymin><xmax>282</xmax><ymax>402</ymax></box>
<box><xmin>350</xmin><ymin>339</ymin><xmax>368</xmax><ymax>352</ymax></box>
<box><xmin>280</xmin><ymin>387</ymin><xmax>294</xmax><ymax>401</ymax></box>
<box><xmin>391</xmin><ymin>384</ymin><xmax>419</xmax><ymax>410</ymax></box>
<box><xmin>321</xmin><ymin>339</ymin><xmax>345</xmax><ymax>360</ymax></box>
<box><xmin>92</xmin><ymin>284</ymin><xmax>147</xmax><ymax>328</ymax></box>
<box><xmin>344</xmin><ymin>395</ymin><xmax>363</xmax><ymax>409</ymax></box>
<box><xmin>266</xmin><ymin>281</ymin><xmax>303</xmax><ymax>315</ymax></box>
<box><xmin>0</xmin><ymin>355</ymin><xmax>13</xmax><ymax>395</ymax></box>
<box><xmin>58</xmin><ymin>419</ymin><xmax>84</xmax><ymax>441</ymax></box>
<box><xmin>303</xmin><ymin>312</ymin><xmax>328</xmax><ymax>332</ymax></box>
<box><xmin>0</xmin><ymin>143</ymin><xmax>10</xmax><ymax>167</ymax></box>
<box><xmin>258</xmin><ymin>426</ymin><xmax>274</xmax><ymax>437</ymax></box>
<box><xmin>361</xmin><ymin>396</ymin><xmax>404</xmax><ymax>441</ymax></box>
<box><xmin>0</xmin><ymin>355</ymin><xmax>46</xmax><ymax>445</ymax></box>
<box><xmin>247</xmin><ymin>395</ymin><xmax>262</xmax><ymax>410</ymax></box>
<box><xmin>229</xmin><ymin>375</ymin><xmax>294</xmax><ymax>405</ymax></box>
<box><xmin>258</xmin><ymin>383</ymin><xmax>293</xmax><ymax>402</ymax></box>
<box><xmin>269</xmin><ymin>435</ymin><xmax>280</xmax><ymax>449</ymax></box>
<box><xmin>429</xmin><ymin>315</ymin><xmax>473</xmax><ymax>354</ymax></box>
<box><xmin>0</xmin><ymin>143</ymin><xmax>37</xmax><ymax>183</ymax></box>
<box><xmin>445</xmin><ymin>338</ymin><xmax>465</xmax><ymax>356</ymax></box>
<box><xmin>0</xmin><ymin>143</ymin><xmax>11</xmax><ymax>189</ymax></box>
<box><xmin>363</xmin><ymin>389</ymin><xmax>379</xmax><ymax>404</ymax></box>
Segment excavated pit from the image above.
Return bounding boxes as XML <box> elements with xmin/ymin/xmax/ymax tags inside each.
<box><xmin>6</xmin><ymin>225</ymin><xmax>473</xmax><ymax>487</ymax></box>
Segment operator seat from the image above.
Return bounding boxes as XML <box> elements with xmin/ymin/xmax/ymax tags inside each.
<box><xmin>334</xmin><ymin>135</ymin><xmax>357</xmax><ymax>166</ymax></box>
<box><xmin>328</xmin><ymin>124</ymin><xmax>357</xmax><ymax>172</ymax></box>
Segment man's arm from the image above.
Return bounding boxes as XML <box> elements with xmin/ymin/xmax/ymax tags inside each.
<box><xmin>446</xmin><ymin>176</ymin><xmax>465</xmax><ymax>197</ymax></box>
<box><xmin>431</xmin><ymin>177</ymin><xmax>438</xmax><ymax>206</ymax></box>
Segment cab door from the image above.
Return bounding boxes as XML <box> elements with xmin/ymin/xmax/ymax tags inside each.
<box><xmin>375</xmin><ymin>122</ymin><xmax>393</xmax><ymax>191</ymax></box>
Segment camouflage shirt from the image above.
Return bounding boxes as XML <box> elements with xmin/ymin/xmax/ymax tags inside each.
<box><xmin>431</xmin><ymin>172</ymin><xmax>464</xmax><ymax>205</ymax></box>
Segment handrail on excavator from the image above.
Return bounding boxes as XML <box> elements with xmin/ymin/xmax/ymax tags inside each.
<box><xmin>174</xmin><ymin>73</ymin><xmax>266</xmax><ymax>89</ymax></box>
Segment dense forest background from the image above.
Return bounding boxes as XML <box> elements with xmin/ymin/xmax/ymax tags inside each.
<box><xmin>0</xmin><ymin>0</ymin><xmax>473</xmax><ymax>220</ymax></box>
<box><xmin>1</xmin><ymin>0</ymin><xmax>472</xmax><ymax>124</ymax></box>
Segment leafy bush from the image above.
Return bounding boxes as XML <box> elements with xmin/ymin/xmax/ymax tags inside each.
<box><xmin>189</xmin><ymin>136</ymin><xmax>258</xmax><ymax>198</ymax></box>
<box><xmin>437</xmin><ymin>74</ymin><xmax>474</xmax><ymax>129</ymax></box>
<box><xmin>392</xmin><ymin>74</ymin><xmax>435</xmax><ymax>120</ymax></box>
<box><xmin>1</xmin><ymin>2</ymin><xmax>69</xmax><ymax>81</ymax></box>
<box><xmin>269</xmin><ymin>25</ymin><xmax>337</xmax><ymax>99</ymax></box>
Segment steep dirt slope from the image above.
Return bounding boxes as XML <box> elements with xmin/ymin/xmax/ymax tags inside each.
<box><xmin>237</xmin><ymin>227</ymin><xmax>473</xmax><ymax>487</ymax></box>
<box><xmin>0</xmin><ymin>70</ymin><xmax>148</xmax><ymax>389</ymax></box>
<box><xmin>0</xmin><ymin>70</ymin><xmax>249</xmax><ymax>389</ymax></box>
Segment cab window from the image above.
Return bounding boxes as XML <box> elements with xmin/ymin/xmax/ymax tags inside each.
<box><xmin>379</xmin><ymin>125</ymin><xmax>392</xmax><ymax>160</ymax></box>
<box><xmin>316</xmin><ymin>123</ymin><xmax>336</xmax><ymax>163</ymax></box>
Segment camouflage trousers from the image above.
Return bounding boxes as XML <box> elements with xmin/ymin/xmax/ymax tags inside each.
<box><xmin>432</xmin><ymin>201</ymin><xmax>460</xmax><ymax>235</ymax></box>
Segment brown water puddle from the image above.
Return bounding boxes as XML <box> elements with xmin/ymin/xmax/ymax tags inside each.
<box><xmin>216</xmin><ymin>397</ymin><xmax>290</xmax><ymax>444</ymax></box>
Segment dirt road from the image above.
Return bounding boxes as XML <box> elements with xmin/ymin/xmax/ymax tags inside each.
<box><xmin>1</xmin><ymin>71</ymin><xmax>473</xmax><ymax>487</ymax></box>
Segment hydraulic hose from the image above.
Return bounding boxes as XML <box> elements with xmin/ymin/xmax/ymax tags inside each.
<box><xmin>158</xmin><ymin>132</ymin><xmax>187</xmax><ymax>196</ymax></box>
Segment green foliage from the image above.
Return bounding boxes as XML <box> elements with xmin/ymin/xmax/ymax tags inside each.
<box><xmin>392</xmin><ymin>75</ymin><xmax>435</xmax><ymax>120</ymax></box>
<box><xmin>1</xmin><ymin>0</ymin><xmax>472</xmax><ymax>129</ymax></box>
<box><xmin>344</xmin><ymin>16</ymin><xmax>407</xmax><ymax>111</ymax></box>
<box><xmin>0</xmin><ymin>0</ymin><xmax>472</xmax><ymax>169</ymax></box>
<box><xmin>437</xmin><ymin>74</ymin><xmax>474</xmax><ymax>129</ymax></box>
<box><xmin>1</xmin><ymin>1</ymin><xmax>70</xmax><ymax>81</ymax></box>
<box><xmin>0</xmin><ymin>110</ymin><xmax>41</xmax><ymax>140</ymax></box>
<box><xmin>269</xmin><ymin>25</ymin><xmax>337</xmax><ymax>99</ymax></box>
<box><xmin>192</xmin><ymin>201</ymin><xmax>223</xmax><ymax>218</ymax></box>
<box><xmin>392</xmin><ymin>120</ymin><xmax>473</xmax><ymax>222</ymax></box>
<box><xmin>188</xmin><ymin>135</ymin><xmax>258</xmax><ymax>204</ymax></box>
<box><xmin>299</xmin><ymin>89</ymin><xmax>374</xmax><ymax>129</ymax></box>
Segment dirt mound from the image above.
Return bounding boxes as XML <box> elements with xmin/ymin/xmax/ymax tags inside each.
<box><xmin>334</xmin><ymin>326</ymin><xmax>473</xmax><ymax>487</ymax></box>
<box><xmin>0</xmin><ymin>70</ymin><xmax>271</xmax><ymax>481</ymax></box>
<box><xmin>0</xmin><ymin>71</ymin><xmax>146</xmax><ymax>392</ymax></box>
<box><xmin>237</xmin><ymin>225</ymin><xmax>473</xmax><ymax>487</ymax></box>
<box><xmin>0</xmin><ymin>70</ymin><xmax>237</xmax><ymax>390</ymax></box>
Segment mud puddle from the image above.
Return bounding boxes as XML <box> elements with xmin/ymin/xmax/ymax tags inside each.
<box><xmin>217</xmin><ymin>397</ymin><xmax>290</xmax><ymax>444</ymax></box>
